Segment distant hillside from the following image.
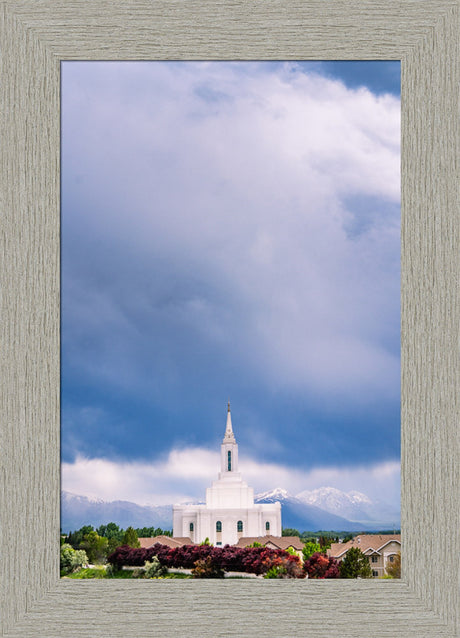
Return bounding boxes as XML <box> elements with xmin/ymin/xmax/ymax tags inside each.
<box><xmin>61</xmin><ymin>492</ymin><xmax>172</xmax><ymax>533</ymax></box>
<box><xmin>62</xmin><ymin>487</ymin><xmax>400</xmax><ymax>533</ymax></box>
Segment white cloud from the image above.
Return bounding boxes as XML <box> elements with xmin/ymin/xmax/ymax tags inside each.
<box><xmin>62</xmin><ymin>446</ymin><xmax>400</xmax><ymax>509</ymax></box>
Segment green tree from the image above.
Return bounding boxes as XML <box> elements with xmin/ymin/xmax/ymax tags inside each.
<box><xmin>107</xmin><ymin>537</ymin><xmax>122</xmax><ymax>554</ymax></box>
<box><xmin>135</xmin><ymin>527</ymin><xmax>172</xmax><ymax>538</ymax></box>
<box><xmin>80</xmin><ymin>531</ymin><xmax>109</xmax><ymax>564</ymax></box>
<box><xmin>339</xmin><ymin>547</ymin><xmax>372</xmax><ymax>578</ymax></box>
<box><xmin>318</xmin><ymin>535</ymin><xmax>332</xmax><ymax>550</ymax></box>
<box><xmin>66</xmin><ymin>525</ymin><xmax>94</xmax><ymax>549</ymax></box>
<box><xmin>385</xmin><ymin>552</ymin><xmax>401</xmax><ymax>578</ymax></box>
<box><xmin>97</xmin><ymin>522</ymin><xmax>123</xmax><ymax>542</ymax></box>
<box><xmin>302</xmin><ymin>541</ymin><xmax>321</xmax><ymax>561</ymax></box>
<box><xmin>60</xmin><ymin>543</ymin><xmax>88</xmax><ymax>575</ymax></box>
<box><xmin>122</xmin><ymin>526</ymin><xmax>140</xmax><ymax>548</ymax></box>
<box><xmin>282</xmin><ymin>528</ymin><xmax>300</xmax><ymax>537</ymax></box>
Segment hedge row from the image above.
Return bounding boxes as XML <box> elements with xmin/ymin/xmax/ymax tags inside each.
<box><xmin>108</xmin><ymin>543</ymin><xmax>303</xmax><ymax>577</ymax></box>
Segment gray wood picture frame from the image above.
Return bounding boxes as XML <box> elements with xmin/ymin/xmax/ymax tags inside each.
<box><xmin>1</xmin><ymin>1</ymin><xmax>458</xmax><ymax>636</ymax></box>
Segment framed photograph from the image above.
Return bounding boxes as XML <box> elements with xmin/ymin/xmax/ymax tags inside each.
<box><xmin>59</xmin><ymin>58</ymin><xmax>402</xmax><ymax>580</ymax></box>
<box><xmin>1</xmin><ymin>1</ymin><xmax>458</xmax><ymax>636</ymax></box>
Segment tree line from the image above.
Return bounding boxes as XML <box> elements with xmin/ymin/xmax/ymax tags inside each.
<box><xmin>61</xmin><ymin>523</ymin><xmax>171</xmax><ymax>566</ymax></box>
<box><xmin>61</xmin><ymin>524</ymin><xmax>401</xmax><ymax>579</ymax></box>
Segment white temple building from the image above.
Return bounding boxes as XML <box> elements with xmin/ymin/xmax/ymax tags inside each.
<box><xmin>173</xmin><ymin>403</ymin><xmax>282</xmax><ymax>546</ymax></box>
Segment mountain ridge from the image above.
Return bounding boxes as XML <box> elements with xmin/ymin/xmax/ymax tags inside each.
<box><xmin>61</xmin><ymin>488</ymin><xmax>400</xmax><ymax>533</ymax></box>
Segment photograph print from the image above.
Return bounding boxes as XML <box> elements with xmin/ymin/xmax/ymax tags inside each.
<box><xmin>60</xmin><ymin>61</ymin><xmax>401</xmax><ymax>580</ymax></box>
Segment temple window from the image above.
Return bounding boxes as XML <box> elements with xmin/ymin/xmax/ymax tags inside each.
<box><xmin>216</xmin><ymin>521</ymin><xmax>222</xmax><ymax>532</ymax></box>
<box><xmin>228</xmin><ymin>450</ymin><xmax>232</xmax><ymax>471</ymax></box>
<box><xmin>237</xmin><ymin>520</ymin><xmax>243</xmax><ymax>532</ymax></box>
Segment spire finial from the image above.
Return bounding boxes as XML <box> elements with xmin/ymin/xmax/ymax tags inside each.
<box><xmin>223</xmin><ymin>400</ymin><xmax>236</xmax><ymax>443</ymax></box>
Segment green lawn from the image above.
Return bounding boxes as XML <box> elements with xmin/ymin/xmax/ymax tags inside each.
<box><xmin>63</xmin><ymin>567</ymin><xmax>193</xmax><ymax>579</ymax></box>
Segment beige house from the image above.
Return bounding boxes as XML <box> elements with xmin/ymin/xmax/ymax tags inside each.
<box><xmin>327</xmin><ymin>534</ymin><xmax>401</xmax><ymax>577</ymax></box>
<box><xmin>138</xmin><ymin>535</ymin><xmax>193</xmax><ymax>549</ymax></box>
<box><xmin>236</xmin><ymin>535</ymin><xmax>304</xmax><ymax>560</ymax></box>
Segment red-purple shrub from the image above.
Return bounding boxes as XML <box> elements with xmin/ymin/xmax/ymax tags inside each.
<box><xmin>303</xmin><ymin>552</ymin><xmax>340</xmax><ymax>579</ymax></box>
<box><xmin>108</xmin><ymin>543</ymin><xmax>304</xmax><ymax>577</ymax></box>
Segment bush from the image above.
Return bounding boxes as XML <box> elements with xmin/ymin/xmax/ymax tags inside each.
<box><xmin>144</xmin><ymin>557</ymin><xmax>168</xmax><ymax>579</ymax></box>
<box><xmin>263</xmin><ymin>554</ymin><xmax>304</xmax><ymax>579</ymax></box>
<box><xmin>191</xmin><ymin>556</ymin><xmax>224</xmax><ymax>578</ymax></box>
<box><xmin>60</xmin><ymin>543</ymin><xmax>88</xmax><ymax>575</ymax></box>
<box><xmin>303</xmin><ymin>552</ymin><xmax>340</xmax><ymax>579</ymax></box>
<box><xmin>105</xmin><ymin>563</ymin><xmax>117</xmax><ymax>578</ymax></box>
<box><xmin>107</xmin><ymin>543</ymin><xmax>304</xmax><ymax>578</ymax></box>
<box><xmin>302</xmin><ymin>541</ymin><xmax>321</xmax><ymax>562</ymax></box>
<box><xmin>264</xmin><ymin>565</ymin><xmax>287</xmax><ymax>579</ymax></box>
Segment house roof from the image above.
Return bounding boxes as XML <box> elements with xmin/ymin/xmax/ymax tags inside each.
<box><xmin>235</xmin><ymin>535</ymin><xmax>304</xmax><ymax>550</ymax></box>
<box><xmin>138</xmin><ymin>535</ymin><xmax>194</xmax><ymax>549</ymax></box>
<box><xmin>328</xmin><ymin>534</ymin><xmax>401</xmax><ymax>559</ymax></box>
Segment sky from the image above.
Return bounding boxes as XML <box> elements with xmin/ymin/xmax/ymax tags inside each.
<box><xmin>61</xmin><ymin>61</ymin><xmax>401</xmax><ymax>511</ymax></box>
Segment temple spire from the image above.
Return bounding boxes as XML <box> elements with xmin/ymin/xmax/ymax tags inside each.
<box><xmin>223</xmin><ymin>400</ymin><xmax>236</xmax><ymax>443</ymax></box>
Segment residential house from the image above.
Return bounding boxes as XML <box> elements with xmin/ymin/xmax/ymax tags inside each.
<box><xmin>327</xmin><ymin>534</ymin><xmax>401</xmax><ymax>577</ymax></box>
<box><xmin>138</xmin><ymin>535</ymin><xmax>193</xmax><ymax>549</ymax></box>
<box><xmin>236</xmin><ymin>535</ymin><xmax>304</xmax><ymax>560</ymax></box>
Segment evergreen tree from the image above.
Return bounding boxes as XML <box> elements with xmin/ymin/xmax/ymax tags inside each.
<box><xmin>339</xmin><ymin>547</ymin><xmax>372</xmax><ymax>578</ymax></box>
<box><xmin>66</xmin><ymin>525</ymin><xmax>94</xmax><ymax>549</ymax></box>
<box><xmin>122</xmin><ymin>526</ymin><xmax>140</xmax><ymax>548</ymax></box>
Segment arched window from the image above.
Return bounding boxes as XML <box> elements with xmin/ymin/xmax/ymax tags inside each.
<box><xmin>227</xmin><ymin>450</ymin><xmax>232</xmax><ymax>471</ymax></box>
<box><xmin>216</xmin><ymin>521</ymin><xmax>222</xmax><ymax>533</ymax></box>
<box><xmin>265</xmin><ymin>521</ymin><xmax>270</xmax><ymax>531</ymax></box>
<box><xmin>237</xmin><ymin>520</ymin><xmax>243</xmax><ymax>533</ymax></box>
<box><xmin>189</xmin><ymin>522</ymin><xmax>194</xmax><ymax>532</ymax></box>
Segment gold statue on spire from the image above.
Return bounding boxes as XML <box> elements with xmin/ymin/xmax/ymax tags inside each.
<box><xmin>227</xmin><ymin>399</ymin><xmax>231</xmax><ymax>412</ymax></box>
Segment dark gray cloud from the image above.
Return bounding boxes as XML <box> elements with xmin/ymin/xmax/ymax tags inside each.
<box><xmin>61</xmin><ymin>62</ymin><xmax>400</xmax><ymax>481</ymax></box>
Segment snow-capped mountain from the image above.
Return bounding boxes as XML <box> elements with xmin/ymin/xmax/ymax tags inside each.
<box><xmin>255</xmin><ymin>489</ymin><xmax>373</xmax><ymax>532</ymax></box>
<box><xmin>296</xmin><ymin>487</ymin><xmax>373</xmax><ymax>521</ymax></box>
<box><xmin>255</xmin><ymin>487</ymin><xmax>399</xmax><ymax>531</ymax></box>
<box><xmin>296</xmin><ymin>487</ymin><xmax>400</xmax><ymax>527</ymax></box>
<box><xmin>256</xmin><ymin>488</ymin><xmax>291</xmax><ymax>502</ymax></box>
